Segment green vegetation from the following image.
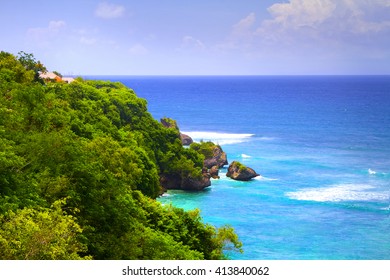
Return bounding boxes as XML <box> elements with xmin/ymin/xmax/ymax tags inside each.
<box><xmin>0</xmin><ymin>51</ymin><xmax>242</xmax><ymax>259</ymax></box>
<box><xmin>189</xmin><ymin>141</ymin><xmax>218</xmax><ymax>159</ymax></box>
<box><xmin>17</xmin><ymin>51</ymin><xmax>47</xmax><ymax>83</ymax></box>
<box><xmin>234</xmin><ymin>161</ymin><xmax>247</xmax><ymax>172</ymax></box>
<box><xmin>160</xmin><ymin>117</ymin><xmax>179</xmax><ymax>130</ymax></box>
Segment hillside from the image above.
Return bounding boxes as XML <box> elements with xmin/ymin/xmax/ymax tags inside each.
<box><xmin>0</xmin><ymin>51</ymin><xmax>242</xmax><ymax>260</ymax></box>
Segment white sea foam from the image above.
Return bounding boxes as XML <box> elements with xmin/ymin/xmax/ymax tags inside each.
<box><xmin>368</xmin><ymin>168</ymin><xmax>377</xmax><ymax>175</ymax></box>
<box><xmin>255</xmin><ymin>175</ymin><xmax>278</xmax><ymax>181</ymax></box>
<box><xmin>241</xmin><ymin>154</ymin><xmax>252</xmax><ymax>158</ymax></box>
<box><xmin>258</xmin><ymin>136</ymin><xmax>276</xmax><ymax>141</ymax></box>
<box><xmin>160</xmin><ymin>193</ymin><xmax>171</xmax><ymax>197</ymax></box>
<box><xmin>286</xmin><ymin>184</ymin><xmax>390</xmax><ymax>202</ymax></box>
<box><xmin>182</xmin><ymin>131</ymin><xmax>254</xmax><ymax>145</ymax></box>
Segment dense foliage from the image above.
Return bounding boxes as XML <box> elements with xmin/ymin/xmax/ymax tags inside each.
<box><xmin>0</xmin><ymin>51</ymin><xmax>242</xmax><ymax>259</ymax></box>
<box><xmin>190</xmin><ymin>141</ymin><xmax>219</xmax><ymax>159</ymax></box>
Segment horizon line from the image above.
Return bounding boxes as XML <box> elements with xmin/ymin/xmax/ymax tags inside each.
<box><xmin>74</xmin><ymin>74</ymin><xmax>390</xmax><ymax>77</ymax></box>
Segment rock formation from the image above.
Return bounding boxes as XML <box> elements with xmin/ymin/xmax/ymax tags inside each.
<box><xmin>160</xmin><ymin>168</ymin><xmax>211</xmax><ymax>191</ymax></box>
<box><xmin>160</xmin><ymin>117</ymin><xmax>178</xmax><ymax>130</ymax></box>
<box><xmin>160</xmin><ymin>117</ymin><xmax>193</xmax><ymax>146</ymax></box>
<box><xmin>190</xmin><ymin>141</ymin><xmax>228</xmax><ymax>180</ymax></box>
<box><xmin>226</xmin><ymin>161</ymin><xmax>259</xmax><ymax>181</ymax></box>
<box><xmin>203</xmin><ymin>145</ymin><xmax>228</xmax><ymax>169</ymax></box>
<box><xmin>180</xmin><ymin>133</ymin><xmax>193</xmax><ymax>146</ymax></box>
<box><xmin>160</xmin><ymin>117</ymin><xmax>260</xmax><ymax>188</ymax></box>
<box><xmin>181</xmin><ymin>169</ymin><xmax>211</xmax><ymax>191</ymax></box>
<box><xmin>209</xmin><ymin>165</ymin><xmax>220</xmax><ymax>179</ymax></box>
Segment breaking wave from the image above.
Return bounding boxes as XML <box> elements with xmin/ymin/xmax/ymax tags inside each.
<box><xmin>241</xmin><ymin>154</ymin><xmax>252</xmax><ymax>158</ymax></box>
<box><xmin>182</xmin><ymin>131</ymin><xmax>254</xmax><ymax>145</ymax></box>
<box><xmin>255</xmin><ymin>175</ymin><xmax>279</xmax><ymax>181</ymax></box>
<box><xmin>258</xmin><ymin>136</ymin><xmax>276</xmax><ymax>141</ymax></box>
<box><xmin>368</xmin><ymin>168</ymin><xmax>377</xmax><ymax>175</ymax></box>
<box><xmin>286</xmin><ymin>184</ymin><xmax>390</xmax><ymax>202</ymax></box>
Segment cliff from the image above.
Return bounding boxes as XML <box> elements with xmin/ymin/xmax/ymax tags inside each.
<box><xmin>0</xmin><ymin>51</ymin><xmax>242</xmax><ymax>260</ymax></box>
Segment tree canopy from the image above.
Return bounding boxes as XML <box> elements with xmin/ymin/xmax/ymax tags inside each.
<box><xmin>0</xmin><ymin>51</ymin><xmax>242</xmax><ymax>260</ymax></box>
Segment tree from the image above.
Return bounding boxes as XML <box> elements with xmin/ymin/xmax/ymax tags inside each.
<box><xmin>0</xmin><ymin>200</ymin><xmax>90</xmax><ymax>260</ymax></box>
<box><xmin>138</xmin><ymin>194</ymin><xmax>243</xmax><ymax>259</ymax></box>
<box><xmin>17</xmin><ymin>51</ymin><xmax>46</xmax><ymax>82</ymax></box>
<box><xmin>0</xmin><ymin>51</ymin><xmax>35</xmax><ymax>83</ymax></box>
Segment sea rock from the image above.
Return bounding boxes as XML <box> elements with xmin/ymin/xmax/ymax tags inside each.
<box><xmin>160</xmin><ymin>169</ymin><xmax>211</xmax><ymax>191</ymax></box>
<box><xmin>209</xmin><ymin>165</ymin><xmax>220</xmax><ymax>179</ymax></box>
<box><xmin>181</xmin><ymin>169</ymin><xmax>211</xmax><ymax>191</ymax></box>
<box><xmin>180</xmin><ymin>133</ymin><xmax>193</xmax><ymax>146</ymax></box>
<box><xmin>226</xmin><ymin>161</ymin><xmax>259</xmax><ymax>181</ymax></box>
<box><xmin>203</xmin><ymin>145</ymin><xmax>228</xmax><ymax>169</ymax></box>
<box><xmin>159</xmin><ymin>174</ymin><xmax>181</xmax><ymax>190</ymax></box>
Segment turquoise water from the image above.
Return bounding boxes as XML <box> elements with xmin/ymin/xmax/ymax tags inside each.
<box><xmin>89</xmin><ymin>76</ymin><xmax>390</xmax><ymax>259</ymax></box>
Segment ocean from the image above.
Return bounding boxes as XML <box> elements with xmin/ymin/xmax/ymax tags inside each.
<box><xmin>87</xmin><ymin>75</ymin><xmax>390</xmax><ymax>260</ymax></box>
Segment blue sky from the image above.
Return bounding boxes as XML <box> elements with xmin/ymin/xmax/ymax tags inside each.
<box><xmin>1</xmin><ymin>0</ymin><xmax>390</xmax><ymax>75</ymax></box>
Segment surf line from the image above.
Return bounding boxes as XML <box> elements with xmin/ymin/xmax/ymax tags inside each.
<box><xmin>181</xmin><ymin>131</ymin><xmax>255</xmax><ymax>145</ymax></box>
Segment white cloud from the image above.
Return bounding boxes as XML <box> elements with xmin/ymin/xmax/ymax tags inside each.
<box><xmin>212</xmin><ymin>0</ymin><xmax>390</xmax><ymax>74</ymax></box>
<box><xmin>128</xmin><ymin>44</ymin><xmax>148</xmax><ymax>55</ymax></box>
<box><xmin>220</xmin><ymin>0</ymin><xmax>390</xmax><ymax>52</ymax></box>
<box><xmin>48</xmin><ymin>20</ymin><xmax>66</xmax><ymax>30</ymax></box>
<box><xmin>232</xmin><ymin>13</ymin><xmax>256</xmax><ymax>33</ymax></box>
<box><xmin>216</xmin><ymin>13</ymin><xmax>257</xmax><ymax>53</ymax></box>
<box><xmin>259</xmin><ymin>0</ymin><xmax>390</xmax><ymax>37</ymax></box>
<box><xmin>180</xmin><ymin>36</ymin><xmax>206</xmax><ymax>51</ymax></box>
<box><xmin>28</xmin><ymin>20</ymin><xmax>66</xmax><ymax>37</ymax></box>
<box><xmin>95</xmin><ymin>2</ymin><xmax>125</xmax><ymax>19</ymax></box>
<box><xmin>255</xmin><ymin>0</ymin><xmax>338</xmax><ymax>47</ymax></box>
<box><xmin>266</xmin><ymin>0</ymin><xmax>335</xmax><ymax>28</ymax></box>
<box><xmin>231</xmin><ymin>12</ymin><xmax>256</xmax><ymax>39</ymax></box>
<box><xmin>27</xmin><ymin>20</ymin><xmax>66</xmax><ymax>45</ymax></box>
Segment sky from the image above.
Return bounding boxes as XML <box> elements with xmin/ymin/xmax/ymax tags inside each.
<box><xmin>1</xmin><ymin>0</ymin><xmax>390</xmax><ymax>75</ymax></box>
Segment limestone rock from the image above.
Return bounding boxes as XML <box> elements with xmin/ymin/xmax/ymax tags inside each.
<box><xmin>159</xmin><ymin>174</ymin><xmax>181</xmax><ymax>190</ymax></box>
<box><xmin>203</xmin><ymin>145</ymin><xmax>228</xmax><ymax>169</ymax></box>
<box><xmin>209</xmin><ymin>165</ymin><xmax>220</xmax><ymax>179</ymax></box>
<box><xmin>180</xmin><ymin>133</ymin><xmax>193</xmax><ymax>146</ymax></box>
<box><xmin>226</xmin><ymin>161</ymin><xmax>259</xmax><ymax>181</ymax></box>
<box><xmin>181</xmin><ymin>169</ymin><xmax>211</xmax><ymax>191</ymax></box>
<box><xmin>160</xmin><ymin>169</ymin><xmax>211</xmax><ymax>191</ymax></box>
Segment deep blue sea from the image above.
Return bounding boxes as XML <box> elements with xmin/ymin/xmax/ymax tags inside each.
<box><xmin>88</xmin><ymin>75</ymin><xmax>390</xmax><ymax>260</ymax></box>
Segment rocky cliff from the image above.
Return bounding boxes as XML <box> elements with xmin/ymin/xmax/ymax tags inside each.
<box><xmin>160</xmin><ymin>168</ymin><xmax>211</xmax><ymax>191</ymax></box>
<box><xmin>160</xmin><ymin>117</ymin><xmax>193</xmax><ymax>146</ymax></box>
